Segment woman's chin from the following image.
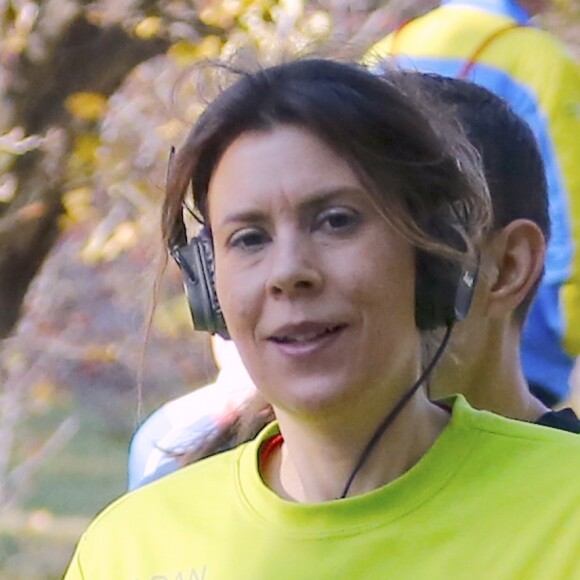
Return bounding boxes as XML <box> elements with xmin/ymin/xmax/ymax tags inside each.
<box><xmin>269</xmin><ymin>376</ymin><xmax>363</xmax><ymax>420</ymax></box>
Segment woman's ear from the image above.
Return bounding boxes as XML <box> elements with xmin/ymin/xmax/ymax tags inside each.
<box><xmin>484</xmin><ymin>219</ymin><xmax>546</xmax><ymax>319</ymax></box>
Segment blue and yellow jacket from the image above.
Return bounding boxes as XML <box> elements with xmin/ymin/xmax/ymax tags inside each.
<box><xmin>366</xmin><ymin>0</ymin><xmax>580</xmax><ymax>401</ymax></box>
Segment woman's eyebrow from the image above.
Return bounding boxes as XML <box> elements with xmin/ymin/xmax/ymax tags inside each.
<box><xmin>298</xmin><ymin>187</ymin><xmax>364</xmax><ymax>212</ymax></box>
<box><xmin>220</xmin><ymin>209</ymin><xmax>267</xmax><ymax>226</ymax></box>
<box><xmin>218</xmin><ymin>186</ymin><xmax>365</xmax><ymax>227</ymax></box>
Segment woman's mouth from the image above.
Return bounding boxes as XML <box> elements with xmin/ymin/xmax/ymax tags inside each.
<box><xmin>270</xmin><ymin>324</ymin><xmax>345</xmax><ymax>344</ymax></box>
<box><xmin>268</xmin><ymin>323</ymin><xmax>347</xmax><ymax>356</ymax></box>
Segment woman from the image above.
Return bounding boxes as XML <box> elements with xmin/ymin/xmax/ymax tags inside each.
<box><xmin>65</xmin><ymin>60</ymin><xmax>580</xmax><ymax>579</ymax></box>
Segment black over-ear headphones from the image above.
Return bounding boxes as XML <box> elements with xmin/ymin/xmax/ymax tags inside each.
<box><xmin>171</xmin><ymin>228</ymin><xmax>229</xmax><ymax>339</ymax></box>
<box><xmin>415</xmin><ymin>246</ymin><xmax>478</xmax><ymax>331</ymax></box>
<box><xmin>170</xmin><ymin>214</ymin><xmax>478</xmax><ymax>337</ymax></box>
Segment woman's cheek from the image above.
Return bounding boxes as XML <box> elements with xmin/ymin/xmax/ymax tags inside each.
<box><xmin>217</xmin><ymin>268</ymin><xmax>257</xmax><ymax>335</ymax></box>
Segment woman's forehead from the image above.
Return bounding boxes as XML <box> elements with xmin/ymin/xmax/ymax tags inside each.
<box><xmin>206</xmin><ymin>126</ymin><xmax>365</xmax><ymax>221</ymax></box>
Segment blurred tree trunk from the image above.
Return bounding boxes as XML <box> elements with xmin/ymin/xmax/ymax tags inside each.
<box><xmin>0</xmin><ymin>0</ymin><xmax>477</xmax><ymax>341</ymax></box>
<box><xmin>0</xmin><ymin>11</ymin><xmax>172</xmax><ymax>339</ymax></box>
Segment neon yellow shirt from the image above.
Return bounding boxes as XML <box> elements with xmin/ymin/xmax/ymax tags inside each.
<box><xmin>65</xmin><ymin>397</ymin><xmax>580</xmax><ymax>579</ymax></box>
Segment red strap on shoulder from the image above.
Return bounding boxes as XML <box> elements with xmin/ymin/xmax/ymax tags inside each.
<box><xmin>390</xmin><ymin>18</ymin><xmax>522</xmax><ymax>80</ymax></box>
<box><xmin>457</xmin><ymin>23</ymin><xmax>521</xmax><ymax>79</ymax></box>
<box><xmin>259</xmin><ymin>434</ymin><xmax>284</xmax><ymax>467</ymax></box>
<box><xmin>390</xmin><ymin>18</ymin><xmax>413</xmax><ymax>54</ymax></box>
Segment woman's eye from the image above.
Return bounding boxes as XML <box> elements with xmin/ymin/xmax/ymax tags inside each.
<box><xmin>228</xmin><ymin>228</ymin><xmax>268</xmax><ymax>251</ymax></box>
<box><xmin>316</xmin><ymin>208</ymin><xmax>360</xmax><ymax>233</ymax></box>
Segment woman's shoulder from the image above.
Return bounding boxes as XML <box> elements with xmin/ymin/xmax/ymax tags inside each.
<box><xmin>66</xmin><ymin>437</ymin><xmax>266</xmax><ymax>578</ymax></box>
<box><xmin>461</xmin><ymin>397</ymin><xmax>577</xmax><ymax>437</ymax></box>
<box><xmin>91</xmin><ymin>443</ymin><xmax>246</xmax><ymax>536</ymax></box>
<box><xmin>85</xmin><ymin>422</ymin><xmax>278</xmax><ymax>538</ymax></box>
<box><xmin>438</xmin><ymin>398</ymin><xmax>580</xmax><ymax>520</ymax></box>
<box><xmin>452</xmin><ymin>396</ymin><xmax>580</xmax><ymax>477</ymax></box>
<box><xmin>446</xmin><ymin>396</ymin><xmax>580</xmax><ymax>469</ymax></box>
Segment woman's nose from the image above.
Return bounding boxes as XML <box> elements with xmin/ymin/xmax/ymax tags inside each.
<box><xmin>266</xmin><ymin>235</ymin><xmax>323</xmax><ymax>298</ymax></box>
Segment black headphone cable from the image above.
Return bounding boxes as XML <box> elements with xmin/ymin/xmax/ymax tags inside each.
<box><xmin>338</xmin><ymin>323</ymin><xmax>454</xmax><ymax>499</ymax></box>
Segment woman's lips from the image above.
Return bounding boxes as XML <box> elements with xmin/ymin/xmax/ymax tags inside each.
<box><xmin>268</xmin><ymin>323</ymin><xmax>347</xmax><ymax>357</ymax></box>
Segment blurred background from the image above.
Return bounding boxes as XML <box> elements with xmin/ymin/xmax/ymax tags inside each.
<box><xmin>0</xmin><ymin>1</ymin><xmax>578</xmax><ymax>577</ymax></box>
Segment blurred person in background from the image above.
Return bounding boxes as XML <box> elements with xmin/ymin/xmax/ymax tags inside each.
<box><xmin>127</xmin><ymin>335</ymin><xmax>256</xmax><ymax>490</ymax></box>
<box><xmin>367</xmin><ymin>0</ymin><xmax>580</xmax><ymax>408</ymax></box>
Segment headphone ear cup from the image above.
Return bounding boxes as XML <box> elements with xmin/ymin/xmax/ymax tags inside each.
<box><xmin>415</xmin><ymin>251</ymin><xmax>452</xmax><ymax>330</ymax></box>
<box><xmin>174</xmin><ymin>232</ymin><xmax>229</xmax><ymax>339</ymax></box>
<box><xmin>415</xmin><ymin>251</ymin><xmax>478</xmax><ymax>330</ymax></box>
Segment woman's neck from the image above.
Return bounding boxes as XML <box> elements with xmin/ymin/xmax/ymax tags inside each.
<box><xmin>263</xmin><ymin>392</ymin><xmax>450</xmax><ymax>503</ymax></box>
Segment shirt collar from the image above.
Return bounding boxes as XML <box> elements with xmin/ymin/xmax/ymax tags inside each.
<box><xmin>442</xmin><ymin>0</ymin><xmax>532</xmax><ymax>24</ymax></box>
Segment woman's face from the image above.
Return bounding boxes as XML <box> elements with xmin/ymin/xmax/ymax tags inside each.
<box><xmin>207</xmin><ymin>126</ymin><xmax>420</xmax><ymax>419</ymax></box>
